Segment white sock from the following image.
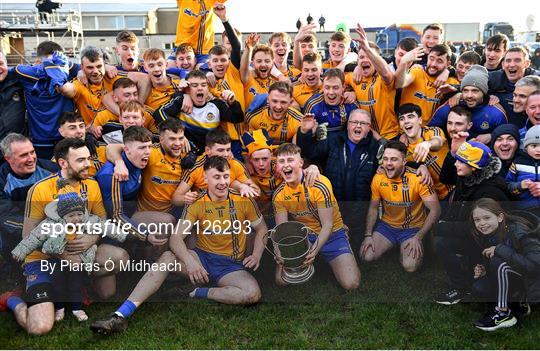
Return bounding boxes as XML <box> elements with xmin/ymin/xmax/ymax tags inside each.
<box><xmin>55</xmin><ymin>308</ymin><xmax>65</xmax><ymax>322</ymax></box>
<box><xmin>72</xmin><ymin>309</ymin><xmax>88</xmax><ymax>322</ymax></box>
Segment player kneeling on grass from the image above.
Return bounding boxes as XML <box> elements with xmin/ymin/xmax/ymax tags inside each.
<box><xmin>90</xmin><ymin>156</ymin><xmax>268</xmax><ymax>335</ymax></box>
<box><xmin>11</xmin><ymin>185</ymin><xmax>127</xmax><ymax>322</ymax></box>
<box><xmin>272</xmin><ymin>143</ymin><xmax>360</xmax><ymax>290</ymax></box>
<box><xmin>468</xmin><ymin>198</ymin><xmax>540</xmax><ymax>331</ymax></box>
<box><xmin>360</xmin><ymin>141</ymin><xmax>440</xmax><ymax>272</ymax></box>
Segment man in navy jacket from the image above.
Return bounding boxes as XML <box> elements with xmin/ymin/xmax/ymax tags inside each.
<box><xmin>296</xmin><ymin>109</ymin><xmax>380</xmax><ymax>248</ymax></box>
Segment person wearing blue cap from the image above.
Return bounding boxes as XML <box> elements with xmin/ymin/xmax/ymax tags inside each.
<box><xmin>434</xmin><ymin>140</ymin><xmax>511</xmax><ymax>305</ymax></box>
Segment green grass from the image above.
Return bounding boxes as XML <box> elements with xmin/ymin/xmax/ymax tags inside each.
<box><xmin>1</xmin><ymin>251</ymin><xmax>538</xmax><ymax>349</ymax></box>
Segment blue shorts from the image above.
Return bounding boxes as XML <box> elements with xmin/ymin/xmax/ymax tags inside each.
<box><xmin>24</xmin><ymin>260</ymin><xmax>54</xmax><ymax>289</ymax></box>
<box><xmin>23</xmin><ymin>259</ymin><xmax>56</xmax><ymax>305</ymax></box>
<box><xmin>308</xmin><ymin>229</ymin><xmax>353</xmax><ymax>263</ymax></box>
<box><xmin>193</xmin><ymin>248</ymin><xmax>245</xmax><ymax>283</ymax></box>
<box><xmin>374</xmin><ymin>221</ymin><xmax>418</xmax><ymax>245</ymax></box>
<box><xmin>168</xmin><ymin>205</ymin><xmax>183</xmax><ymax>220</ymax></box>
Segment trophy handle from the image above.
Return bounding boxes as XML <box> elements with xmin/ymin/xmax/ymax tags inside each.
<box><xmin>302</xmin><ymin>226</ymin><xmax>319</xmax><ymax>251</ymax></box>
<box><xmin>264</xmin><ymin>229</ymin><xmax>277</xmax><ymax>258</ymax></box>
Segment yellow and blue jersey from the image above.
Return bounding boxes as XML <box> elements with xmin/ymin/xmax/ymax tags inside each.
<box><xmin>345</xmin><ymin>72</ymin><xmax>400</xmax><ymax>140</ymax></box>
<box><xmin>24</xmin><ymin>173</ymin><xmax>106</xmax><ymax>262</ymax></box>
<box><xmin>138</xmin><ymin>144</ymin><xmax>185</xmax><ymax>212</ymax></box>
<box><xmin>246</xmin><ymin>105</ymin><xmax>302</xmax><ymax>143</ymax></box>
<box><xmin>400</xmin><ymin>66</ymin><xmax>460</xmax><ymax>125</ymax></box>
<box><xmin>292</xmin><ymin>80</ymin><xmax>321</xmax><ymax>111</ymax></box>
<box><xmin>174</xmin><ymin>0</ymin><xmax>227</xmax><ymax>54</ymax></box>
<box><xmin>182</xmin><ymin>189</ymin><xmax>262</xmax><ymax>260</ymax></box>
<box><xmin>72</xmin><ymin>73</ymin><xmax>125</xmax><ymax>125</ymax></box>
<box><xmin>403</xmin><ymin>127</ymin><xmax>453</xmax><ymax>200</ymax></box>
<box><xmin>145</xmin><ymin>75</ymin><xmax>182</xmax><ymax>111</ymax></box>
<box><xmin>244</xmin><ymin>73</ymin><xmax>275</xmax><ymax>109</ymax></box>
<box><xmin>273</xmin><ymin>175</ymin><xmax>344</xmax><ymax>234</ymax></box>
<box><xmin>370</xmin><ymin>170</ymin><xmax>434</xmax><ymax>229</ymax></box>
<box><xmin>181</xmin><ymin>154</ymin><xmax>250</xmax><ymax>192</ymax></box>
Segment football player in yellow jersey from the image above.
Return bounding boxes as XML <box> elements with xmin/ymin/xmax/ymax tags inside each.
<box><xmin>174</xmin><ymin>0</ymin><xmax>227</xmax><ymax>58</ymax></box>
<box><xmin>208</xmin><ymin>44</ymin><xmax>245</xmax><ymax>159</ymax></box>
<box><xmin>58</xmin><ymin>112</ymin><xmax>106</xmax><ymax>177</ymax></box>
<box><xmin>269</xmin><ymin>32</ymin><xmax>301</xmax><ymax>81</ymax></box>
<box><xmin>241</xmin><ymin>35</ymin><xmax>276</xmax><ymax>109</ymax></box>
<box><xmin>361</xmin><ymin>141</ymin><xmax>440</xmax><ymax>273</ymax></box>
<box><xmin>89</xmin><ymin>78</ymin><xmax>156</xmax><ymax>139</ymax></box>
<box><xmin>293</xmin><ymin>23</ymin><xmax>319</xmax><ymax>70</ymax></box>
<box><xmin>14</xmin><ymin>138</ymin><xmax>127</xmax><ymax>336</ymax></box>
<box><xmin>58</xmin><ymin>46</ymin><xmax>148</xmax><ymax>125</ymax></box>
<box><xmin>241</xmin><ymin>129</ymin><xmax>320</xmax><ymax>224</ymax></box>
<box><xmin>90</xmin><ymin>156</ymin><xmax>268</xmax><ymax>334</ymax></box>
<box><xmin>398</xmin><ymin>103</ymin><xmax>453</xmax><ymax>200</ymax></box>
<box><xmin>395</xmin><ymin>44</ymin><xmax>460</xmax><ymax>124</ymax></box>
<box><xmin>322</xmin><ymin>31</ymin><xmax>355</xmax><ymax>71</ymax></box>
<box><xmin>246</xmin><ymin>82</ymin><xmax>302</xmax><ymax>144</ymax></box>
<box><xmin>345</xmin><ymin>24</ymin><xmax>399</xmax><ymax>140</ymax></box>
<box><xmin>141</xmin><ymin>49</ymin><xmax>182</xmax><ymax>112</ymax></box>
<box><xmin>114</xmin><ymin>30</ymin><xmax>142</xmax><ymax>72</ymax></box>
<box><xmin>106</xmin><ymin>118</ymin><xmax>189</xmax><ymax>216</ymax></box>
<box><xmin>291</xmin><ymin>52</ymin><xmax>323</xmax><ymax>111</ymax></box>
<box><xmin>173</xmin><ymin>128</ymin><xmax>260</xmax><ymax>206</ymax></box>
<box><xmin>272</xmin><ymin>143</ymin><xmax>360</xmax><ymax>290</ymax></box>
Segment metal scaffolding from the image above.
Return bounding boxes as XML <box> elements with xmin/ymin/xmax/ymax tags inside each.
<box><xmin>0</xmin><ymin>7</ymin><xmax>84</xmax><ymax>63</ymax></box>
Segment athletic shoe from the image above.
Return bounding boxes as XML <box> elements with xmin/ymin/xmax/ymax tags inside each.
<box><xmin>434</xmin><ymin>289</ymin><xmax>465</xmax><ymax>305</ymax></box>
<box><xmin>474</xmin><ymin>308</ymin><xmax>517</xmax><ymax>331</ymax></box>
<box><xmin>90</xmin><ymin>314</ymin><xmax>128</xmax><ymax>335</ymax></box>
<box><xmin>0</xmin><ymin>288</ymin><xmax>23</xmax><ymax>312</ymax></box>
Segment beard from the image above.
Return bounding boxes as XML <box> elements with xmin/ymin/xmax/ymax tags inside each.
<box><xmin>68</xmin><ymin>167</ymin><xmax>90</xmax><ymax>181</ymax></box>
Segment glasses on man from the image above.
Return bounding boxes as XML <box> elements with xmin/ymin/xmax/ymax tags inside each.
<box><xmin>348</xmin><ymin>120</ymin><xmax>370</xmax><ymax>127</ymax></box>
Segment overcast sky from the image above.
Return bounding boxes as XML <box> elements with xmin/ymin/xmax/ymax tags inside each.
<box><xmin>9</xmin><ymin>0</ymin><xmax>539</xmax><ymax>32</ymax></box>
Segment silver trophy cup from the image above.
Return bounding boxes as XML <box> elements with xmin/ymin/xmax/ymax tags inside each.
<box><xmin>267</xmin><ymin>221</ymin><xmax>317</xmax><ymax>284</ymax></box>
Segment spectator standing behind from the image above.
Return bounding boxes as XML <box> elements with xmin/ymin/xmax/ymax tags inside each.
<box><xmin>318</xmin><ymin>15</ymin><xmax>325</xmax><ymax>32</ymax></box>
<box><xmin>0</xmin><ymin>52</ymin><xmax>26</xmax><ymax>144</ymax></box>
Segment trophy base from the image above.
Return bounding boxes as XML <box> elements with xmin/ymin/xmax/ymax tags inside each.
<box><xmin>282</xmin><ymin>264</ymin><xmax>315</xmax><ymax>284</ymax></box>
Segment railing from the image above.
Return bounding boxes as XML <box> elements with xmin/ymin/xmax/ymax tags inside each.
<box><xmin>0</xmin><ymin>8</ymin><xmax>83</xmax><ymax>32</ymax></box>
